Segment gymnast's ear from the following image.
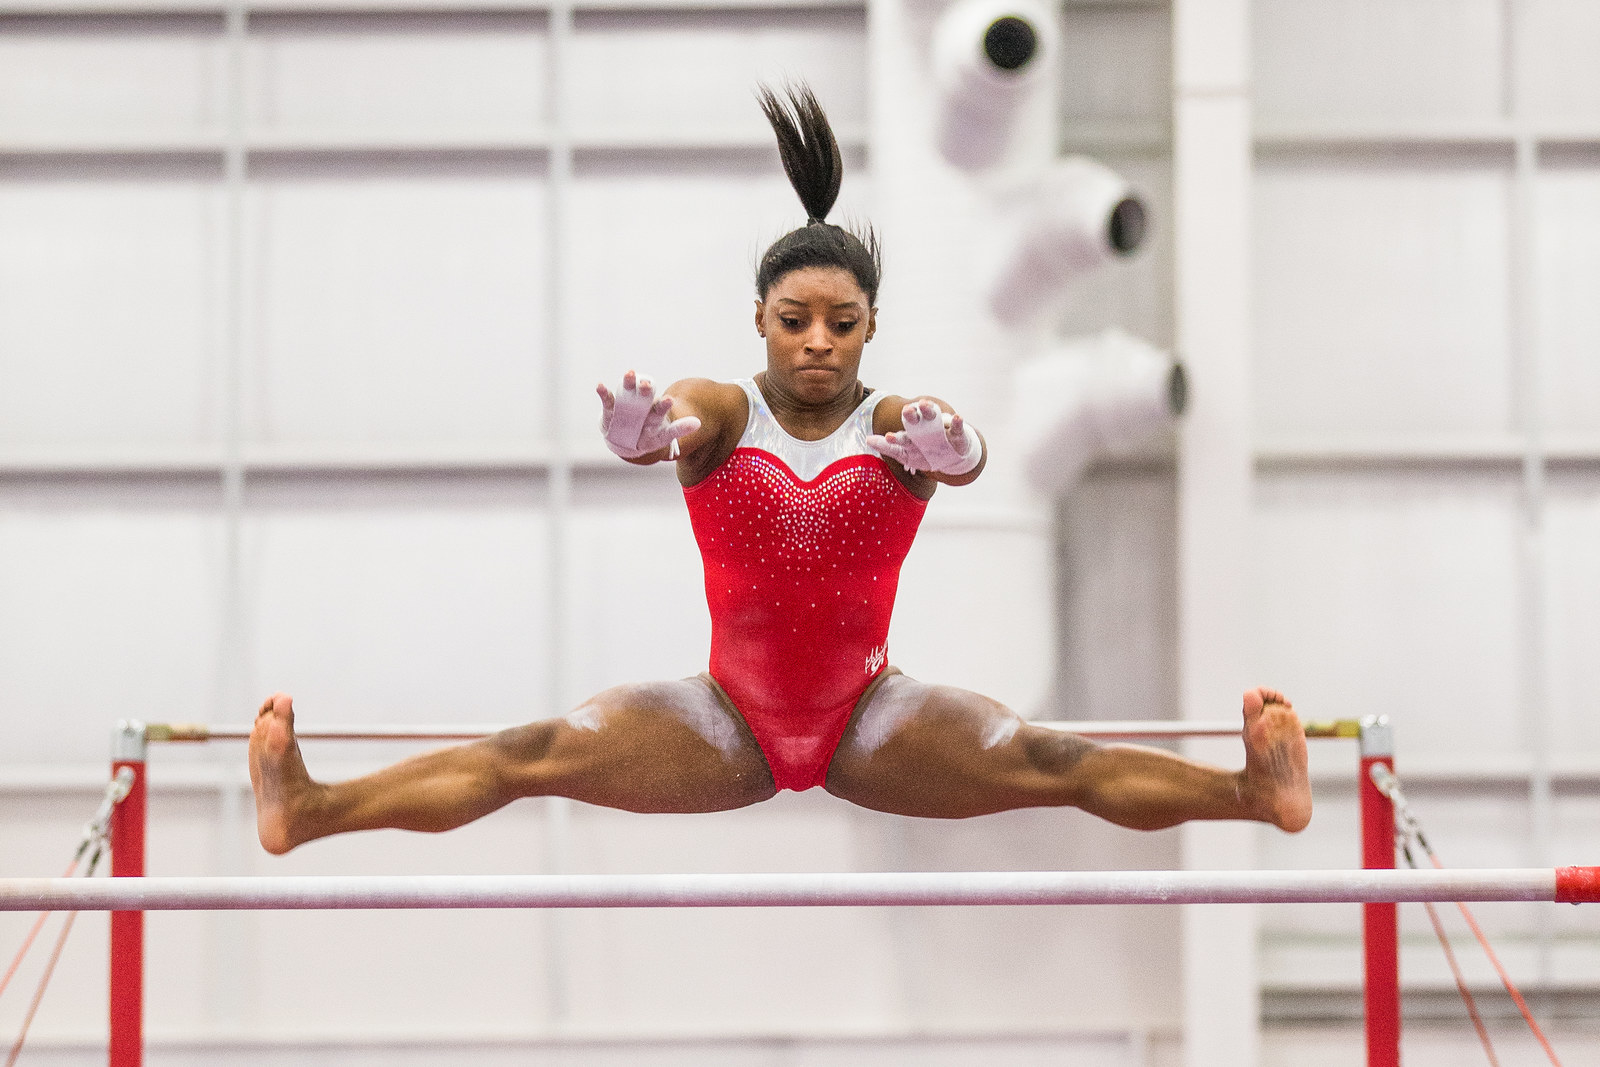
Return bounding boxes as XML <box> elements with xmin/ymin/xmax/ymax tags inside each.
<box><xmin>754</xmin><ymin>299</ymin><xmax>767</xmax><ymax>338</ymax></box>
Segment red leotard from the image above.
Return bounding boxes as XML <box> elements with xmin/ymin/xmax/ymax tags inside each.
<box><xmin>683</xmin><ymin>379</ymin><xmax>928</xmax><ymax>790</ymax></box>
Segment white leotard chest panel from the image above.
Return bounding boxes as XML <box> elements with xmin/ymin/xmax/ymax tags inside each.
<box><xmin>732</xmin><ymin>378</ymin><xmax>881</xmax><ymax>482</ymax></box>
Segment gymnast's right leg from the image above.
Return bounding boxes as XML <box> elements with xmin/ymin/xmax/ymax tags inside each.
<box><xmin>248</xmin><ymin>682</ymin><xmax>777</xmax><ymax>855</ymax></box>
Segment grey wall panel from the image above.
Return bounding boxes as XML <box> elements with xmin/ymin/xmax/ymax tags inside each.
<box><xmin>553</xmin><ymin>802</ymin><xmax>903</xmax><ymax>1037</ymax></box>
<box><xmin>1254</xmin><ymin>161</ymin><xmax>1513</xmax><ymax>439</ymax></box>
<box><xmin>0</xmin><ymin>1033</ymin><xmax>1158</xmax><ymax>1067</ymax></box>
<box><xmin>783</xmin><ymin>1037</ymin><xmax>1142</xmax><ymax>1067</ymax></box>
<box><xmin>1536</xmin><ymin>166</ymin><xmax>1600</xmax><ymax>437</ymax></box>
<box><xmin>1054</xmin><ymin>466</ymin><xmax>1179</xmax><ymax>724</ymax></box>
<box><xmin>1059</xmin><ymin>3</ymin><xmax>1171</xmax><ymax>124</ymax></box>
<box><xmin>244</xmin><ymin>493</ymin><xmax>551</xmax><ymax>724</ymax></box>
<box><xmin>227</xmin><ymin>805</ymin><xmax>554</xmax><ymax>1039</ymax></box>
<box><xmin>889</xmin><ymin>521</ymin><xmax>1054</xmax><ymax>710</ymax></box>
<box><xmin>1253</xmin><ymin>0</ymin><xmax>1503</xmax><ymax>123</ymax></box>
<box><xmin>562</xmin><ymin>489</ymin><xmax>710</xmax><ymax>701</ymax></box>
<box><xmin>247</xmin><ymin>172</ymin><xmax>548</xmax><ymax>448</ymax></box>
<box><xmin>566</xmin><ymin>9</ymin><xmax>867</xmax><ymax>137</ymax></box>
<box><xmin>1546</xmin><ymin>474</ymin><xmax>1600</xmax><ymax>757</ymax></box>
<box><xmin>246</xmin><ymin>13</ymin><xmax>549</xmax><ymax>140</ymax></box>
<box><xmin>1521</xmin><ymin>0</ymin><xmax>1600</xmax><ymax>123</ymax></box>
<box><xmin>1266</xmin><ymin>1027</ymin><xmax>1600</xmax><ymax>1067</ymax></box>
<box><xmin>862</xmin><ymin>808</ymin><xmax>1180</xmax><ymax>1032</ymax></box>
<box><xmin>0</xmin><ymin>178</ymin><xmax>223</xmax><ymax>448</ymax></box>
<box><xmin>560</xmin><ymin>910</ymin><xmax>904</xmax><ymax>1035</ymax></box>
<box><xmin>0</xmin><ymin>15</ymin><xmax>225</xmax><ymax>144</ymax></box>
<box><xmin>1251</xmin><ymin>470</ymin><xmax>1522</xmax><ymax>759</ymax></box>
<box><xmin>0</xmin><ymin>498</ymin><xmax>224</xmax><ymax>763</ymax></box>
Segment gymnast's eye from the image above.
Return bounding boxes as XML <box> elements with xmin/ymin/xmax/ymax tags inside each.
<box><xmin>780</xmin><ymin>316</ymin><xmax>803</xmax><ymax>329</ymax></box>
<box><xmin>833</xmin><ymin>319</ymin><xmax>859</xmax><ymax>334</ymax></box>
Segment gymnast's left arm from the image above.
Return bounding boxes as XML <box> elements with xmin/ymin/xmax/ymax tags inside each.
<box><xmin>866</xmin><ymin>396</ymin><xmax>986</xmax><ymax>487</ymax></box>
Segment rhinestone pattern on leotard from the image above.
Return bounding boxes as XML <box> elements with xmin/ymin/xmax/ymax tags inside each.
<box><xmin>683</xmin><ymin>379</ymin><xmax>928</xmax><ymax>791</ymax></box>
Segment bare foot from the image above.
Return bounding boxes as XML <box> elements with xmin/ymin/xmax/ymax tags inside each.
<box><xmin>247</xmin><ymin>693</ymin><xmax>323</xmax><ymax>855</ymax></box>
<box><xmin>1239</xmin><ymin>687</ymin><xmax>1312</xmax><ymax>833</ymax></box>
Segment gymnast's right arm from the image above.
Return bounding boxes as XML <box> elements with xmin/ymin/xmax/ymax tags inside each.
<box><xmin>595</xmin><ymin>371</ymin><xmax>741</xmax><ymax>466</ymax></box>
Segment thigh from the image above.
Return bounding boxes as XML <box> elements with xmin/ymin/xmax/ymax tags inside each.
<box><xmin>825</xmin><ymin>671</ymin><xmax>1094</xmax><ymax>818</ymax></box>
<box><xmin>490</xmin><ymin>676</ymin><xmax>777</xmax><ymax>814</ymax></box>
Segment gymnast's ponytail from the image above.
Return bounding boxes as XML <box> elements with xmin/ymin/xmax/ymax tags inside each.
<box><xmin>755</xmin><ymin>83</ymin><xmax>882</xmax><ymax>305</ymax></box>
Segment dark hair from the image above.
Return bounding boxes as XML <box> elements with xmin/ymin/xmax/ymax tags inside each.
<box><xmin>755</xmin><ymin>83</ymin><xmax>882</xmax><ymax>306</ymax></box>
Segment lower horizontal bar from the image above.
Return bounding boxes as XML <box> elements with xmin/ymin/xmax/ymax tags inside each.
<box><xmin>147</xmin><ymin>719</ymin><xmax>1359</xmax><ymax>744</ymax></box>
<box><xmin>150</xmin><ymin>723</ymin><xmax>508</xmax><ymax>742</ymax></box>
<box><xmin>3</xmin><ymin>869</ymin><xmax>1592</xmax><ymax>912</ymax></box>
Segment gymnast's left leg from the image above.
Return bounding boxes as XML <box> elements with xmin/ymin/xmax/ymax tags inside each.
<box><xmin>824</xmin><ymin>672</ymin><xmax>1312</xmax><ymax>831</ymax></box>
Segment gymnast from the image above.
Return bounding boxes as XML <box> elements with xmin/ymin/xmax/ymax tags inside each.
<box><xmin>248</xmin><ymin>85</ymin><xmax>1311</xmax><ymax>854</ymax></box>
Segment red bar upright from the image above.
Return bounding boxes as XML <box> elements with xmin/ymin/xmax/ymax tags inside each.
<box><xmin>1360</xmin><ymin>714</ymin><xmax>1399</xmax><ymax>1067</ymax></box>
<box><xmin>110</xmin><ymin>722</ymin><xmax>147</xmax><ymax>1067</ymax></box>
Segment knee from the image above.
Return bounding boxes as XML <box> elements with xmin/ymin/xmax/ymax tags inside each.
<box><xmin>1019</xmin><ymin>727</ymin><xmax>1096</xmax><ymax>773</ymax></box>
<box><xmin>1017</xmin><ymin>727</ymin><xmax>1101</xmax><ymax>801</ymax></box>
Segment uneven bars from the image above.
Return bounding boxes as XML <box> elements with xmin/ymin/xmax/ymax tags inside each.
<box><xmin>144</xmin><ymin>719</ymin><xmax>1362</xmax><ymax>743</ymax></box>
<box><xmin>7</xmin><ymin>868</ymin><xmax>1599</xmax><ymax>912</ymax></box>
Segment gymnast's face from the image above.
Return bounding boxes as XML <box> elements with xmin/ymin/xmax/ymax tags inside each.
<box><xmin>754</xmin><ymin>266</ymin><xmax>876</xmax><ymax>405</ymax></box>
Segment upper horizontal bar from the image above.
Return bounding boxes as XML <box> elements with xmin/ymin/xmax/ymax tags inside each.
<box><xmin>146</xmin><ymin>719</ymin><xmax>1361</xmax><ymax>744</ymax></box>
<box><xmin>3</xmin><ymin>868</ymin><xmax>1593</xmax><ymax>912</ymax></box>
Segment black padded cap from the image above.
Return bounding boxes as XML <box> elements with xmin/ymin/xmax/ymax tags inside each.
<box><xmin>1167</xmin><ymin>362</ymin><xmax>1188</xmax><ymax>416</ymax></box>
<box><xmin>984</xmin><ymin>16</ymin><xmax>1038</xmax><ymax>71</ymax></box>
<box><xmin>1108</xmin><ymin>196</ymin><xmax>1147</xmax><ymax>254</ymax></box>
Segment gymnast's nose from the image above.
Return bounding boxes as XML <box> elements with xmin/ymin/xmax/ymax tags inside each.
<box><xmin>804</xmin><ymin>321</ymin><xmax>833</xmax><ymax>354</ymax></box>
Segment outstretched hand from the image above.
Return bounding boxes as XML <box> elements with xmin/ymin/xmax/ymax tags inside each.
<box><xmin>597</xmin><ymin>370</ymin><xmax>701</xmax><ymax>460</ymax></box>
<box><xmin>866</xmin><ymin>399</ymin><xmax>982</xmax><ymax>476</ymax></box>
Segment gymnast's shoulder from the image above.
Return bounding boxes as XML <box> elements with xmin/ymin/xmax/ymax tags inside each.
<box><xmin>665</xmin><ymin>377</ymin><xmax>748</xmax><ymax>466</ymax></box>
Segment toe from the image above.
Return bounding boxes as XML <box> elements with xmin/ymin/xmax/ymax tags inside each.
<box><xmin>1242</xmin><ymin>688</ymin><xmax>1265</xmax><ymax>718</ymax></box>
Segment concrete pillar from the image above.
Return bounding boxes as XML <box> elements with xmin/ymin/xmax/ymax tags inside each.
<box><xmin>1172</xmin><ymin>0</ymin><xmax>1259</xmax><ymax>1065</ymax></box>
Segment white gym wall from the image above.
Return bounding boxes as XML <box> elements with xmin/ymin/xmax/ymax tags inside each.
<box><xmin>0</xmin><ymin>1</ymin><xmax>1597</xmax><ymax>1066</ymax></box>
